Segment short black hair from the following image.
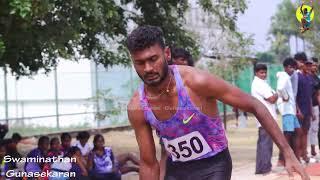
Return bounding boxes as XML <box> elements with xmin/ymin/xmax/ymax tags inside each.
<box><xmin>171</xmin><ymin>47</ymin><xmax>194</xmax><ymax>66</ymax></box>
<box><xmin>254</xmin><ymin>64</ymin><xmax>267</xmax><ymax>73</ymax></box>
<box><xmin>76</xmin><ymin>131</ymin><xmax>90</xmax><ymax>140</ymax></box>
<box><xmin>294</xmin><ymin>52</ymin><xmax>307</xmax><ymax>62</ymax></box>
<box><xmin>61</xmin><ymin>133</ymin><xmax>71</xmax><ymax>141</ymax></box>
<box><xmin>312</xmin><ymin>57</ymin><xmax>318</xmax><ymax>63</ymax></box>
<box><xmin>283</xmin><ymin>57</ymin><xmax>296</xmax><ymax>67</ymax></box>
<box><xmin>126</xmin><ymin>25</ymin><xmax>165</xmax><ymax>52</ymax></box>
<box><xmin>38</xmin><ymin>136</ymin><xmax>49</xmax><ymax>147</ymax></box>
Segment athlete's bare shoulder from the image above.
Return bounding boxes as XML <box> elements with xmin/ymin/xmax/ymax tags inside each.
<box><xmin>127</xmin><ymin>91</ymin><xmax>145</xmax><ymax>126</ymax></box>
<box><xmin>176</xmin><ymin>65</ymin><xmax>228</xmax><ymax>98</ymax></box>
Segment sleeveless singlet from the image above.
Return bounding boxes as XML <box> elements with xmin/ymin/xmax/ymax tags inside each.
<box><xmin>139</xmin><ymin>65</ymin><xmax>228</xmax><ymax>162</ymax></box>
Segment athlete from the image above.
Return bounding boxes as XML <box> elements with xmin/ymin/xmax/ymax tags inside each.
<box><xmin>126</xmin><ymin>25</ymin><xmax>309</xmax><ymax>180</ymax></box>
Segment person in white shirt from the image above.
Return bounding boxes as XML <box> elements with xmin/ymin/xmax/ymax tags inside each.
<box><xmin>73</xmin><ymin>131</ymin><xmax>93</xmax><ymax>160</ymax></box>
<box><xmin>251</xmin><ymin>64</ymin><xmax>278</xmax><ymax>174</ymax></box>
<box><xmin>276</xmin><ymin>57</ymin><xmax>303</xmax><ymax>164</ymax></box>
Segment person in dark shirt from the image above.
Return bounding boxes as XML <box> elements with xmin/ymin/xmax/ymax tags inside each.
<box><xmin>295</xmin><ymin>54</ymin><xmax>314</xmax><ymax>163</ymax></box>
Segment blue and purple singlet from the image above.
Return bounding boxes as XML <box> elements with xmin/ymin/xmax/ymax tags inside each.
<box><xmin>139</xmin><ymin>65</ymin><xmax>228</xmax><ymax>162</ymax></box>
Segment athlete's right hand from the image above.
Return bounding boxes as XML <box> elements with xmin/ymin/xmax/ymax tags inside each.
<box><xmin>284</xmin><ymin>154</ymin><xmax>310</xmax><ymax>180</ymax></box>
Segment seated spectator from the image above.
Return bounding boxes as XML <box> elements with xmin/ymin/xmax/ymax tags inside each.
<box><xmin>0</xmin><ymin>124</ymin><xmax>8</xmax><ymax>140</ymax></box>
<box><xmin>6</xmin><ymin>133</ymin><xmax>22</xmax><ymax>159</ymax></box>
<box><xmin>43</xmin><ymin>137</ymin><xmax>64</xmax><ymax>178</ymax></box>
<box><xmin>88</xmin><ymin>134</ymin><xmax>139</xmax><ymax>180</ymax></box>
<box><xmin>49</xmin><ymin>146</ymin><xmax>89</xmax><ymax>180</ymax></box>
<box><xmin>60</xmin><ymin>133</ymin><xmax>72</xmax><ymax>155</ymax></box>
<box><xmin>0</xmin><ymin>142</ymin><xmax>9</xmax><ymax>178</ymax></box>
<box><xmin>73</xmin><ymin>131</ymin><xmax>93</xmax><ymax>157</ymax></box>
<box><xmin>24</xmin><ymin>136</ymin><xmax>49</xmax><ymax>173</ymax></box>
<box><xmin>47</xmin><ymin>137</ymin><xmax>63</xmax><ymax>158</ymax></box>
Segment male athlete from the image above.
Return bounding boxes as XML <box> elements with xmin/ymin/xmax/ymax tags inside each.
<box><xmin>126</xmin><ymin>25</ymin><xmax>309</xmax><ymax>180</ymax></box>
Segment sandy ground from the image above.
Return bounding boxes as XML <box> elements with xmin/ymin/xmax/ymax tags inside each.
<box><xmin>103</xmin><ymin>116</ymin><xmax>320</xmax><ymax>180</ymax></box>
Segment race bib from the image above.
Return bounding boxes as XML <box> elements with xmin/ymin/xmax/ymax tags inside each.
<box><xmin>162</xmin><ymin>131</ymin><xmax>211</xmax><ymax>162</ymax></box>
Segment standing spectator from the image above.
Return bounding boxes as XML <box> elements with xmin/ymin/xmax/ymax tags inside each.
<box><xmin>309</xmin><ymin>57</ymin><xmax>320</xmax><ymax>156</ymax></box>
<box><xmin>276</xmin><ymin>57</ymin><xmax>303</xmax><ymax>164</ymax></box>
<box><xmin>295</xmin><ymin>53</ymin><xmax>314</xmax><ymax>163</ymax></box>
<box><xmin>251</xmin><ymin>64</ymin><xmax>278</xmax><ymax>174</ymax></box>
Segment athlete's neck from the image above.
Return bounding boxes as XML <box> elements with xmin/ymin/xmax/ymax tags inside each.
<box><xmin>145</xmin><ymin>69</ymin><xmax>175</xmax><ymax>96</ymax></box>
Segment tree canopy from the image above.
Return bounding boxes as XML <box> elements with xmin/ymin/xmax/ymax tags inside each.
<box><xmin>0</xmin><ymin>0</ymin><xmax>248</xmax><ymax>77</ymax></box>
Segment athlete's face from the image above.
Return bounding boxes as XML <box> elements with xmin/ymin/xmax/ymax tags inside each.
<box><xmin>255</xmin><ymin>70</ymin><xmax>267</xmax><ymax>80</ymax></box>
<box><xmin>131</xmin><ymin>44</ymin><xmax>170</xmax><ymax>86</ymax></box>
<box><xmin>304</xmin><ymin>8</ymin><xmax>308</xmax><ymax>14</ymax></box>
<box><xmin>284</xmin><ymin>65</ymin><xmax>295</xmax><ymax>76</ymax></box>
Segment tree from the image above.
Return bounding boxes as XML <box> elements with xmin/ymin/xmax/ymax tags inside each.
<box><xmin>256</xmin><ymin>51</ymin><xmax>275</xmax><ymax>63</ymax></box>
<box><xmin>0</xmin><ymin>0</ymin><xmax>248</xmax><ymax>77</ymax></box>
<box><xmin>269</xmin><ymin>0</ymin><xmax>298</xmax><ymax>57</ymax></box>
<box><xmin>0</xmin><ymin>0</ymin><xmax>127</xmax><ymax>77</ymax></box>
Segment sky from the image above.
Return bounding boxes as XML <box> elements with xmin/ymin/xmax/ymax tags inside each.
<box><xmin>237</xmin><ymin>0</ymin><xmax>282</xmax><ymax>53</ymax></box>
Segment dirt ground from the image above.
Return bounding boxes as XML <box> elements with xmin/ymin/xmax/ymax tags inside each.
<box><xmin>103</xmin><ymin>116</ymin><xmax>320</xmax><ymax>180</ymax></box>
<box><xmin>16</xmin><ymin>116</ymin><xmax>320</xmax><ymax>179</ymax></box>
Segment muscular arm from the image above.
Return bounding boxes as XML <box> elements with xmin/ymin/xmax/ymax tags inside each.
<box><xmin>184</xmin><ymin>67</ymin><xmax>293</xmax><ymax>158</ymax></box>
<box><xmin>127</xmin><ymin>93</ymin><xmax>160</xmax><ymax>180</ymax></box>
<box><xmin>301</xmin><ymin>3</ymin><xmax>304</xmax><ymax>14</ymax></box>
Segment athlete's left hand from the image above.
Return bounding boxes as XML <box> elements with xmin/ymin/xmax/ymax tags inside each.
<box><xmin>284</xmin><ymin>153</ymin><xmax>310</xmax><ymax>180</ymax></box>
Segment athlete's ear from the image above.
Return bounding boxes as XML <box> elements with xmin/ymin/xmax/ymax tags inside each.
<box><xmin>164</xmin><ymin>46</ymin><xmax>172</xmax><ymax>63</ymax></box>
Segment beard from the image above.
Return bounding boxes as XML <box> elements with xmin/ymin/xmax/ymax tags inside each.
<box><xmin>137</xmin><ymin>60</ymin><xmax>169</xmax><ymax>86</ymax></box>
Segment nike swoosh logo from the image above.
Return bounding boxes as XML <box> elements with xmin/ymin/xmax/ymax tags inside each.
<box><xmin>183</xmin><ymin>113</ymin><xmax>195</xmax><ymax>124</ymax></box>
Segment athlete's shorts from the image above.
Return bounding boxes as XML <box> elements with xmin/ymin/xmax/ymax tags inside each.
<box><xmin>282</xmin><ymin>114</ymin><xmax>301</xmax><ymax>132</ymax></box>
<box><xmin>165</xmin><ymin>148</ymin><xmax>232</xmax><ymax>180</ymax></box>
